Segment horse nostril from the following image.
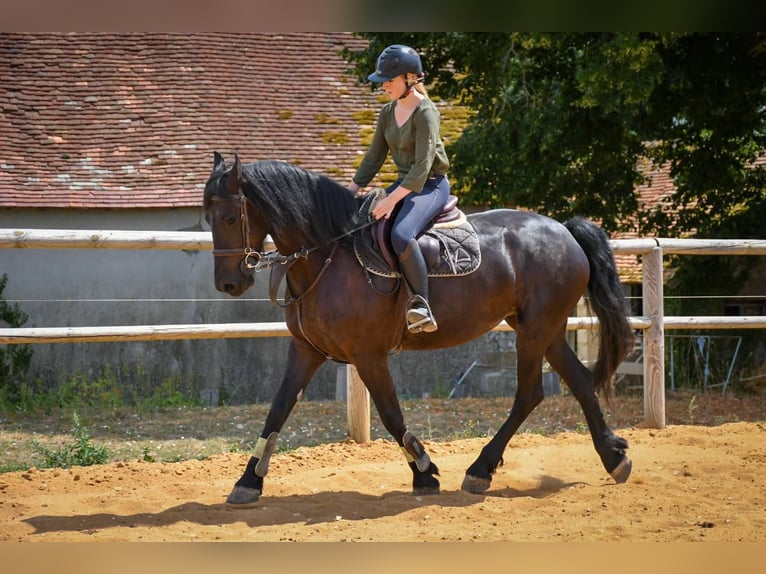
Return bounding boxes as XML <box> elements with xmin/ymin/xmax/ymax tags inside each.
<box><xmin>223</xmin><ymin>282</ymin><xmax>236</xmax><ymax>293</ymax></box>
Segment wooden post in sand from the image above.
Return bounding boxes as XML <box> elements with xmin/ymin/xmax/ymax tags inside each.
<box><xmin>346</xmin><ymin>365</ymin><xmax>371</xmax><ymax>443</ymax></box>
<box><xmin>642</xmin><ymin>246</ymin><xmax>666</xmax><ymax>429</ymax></box>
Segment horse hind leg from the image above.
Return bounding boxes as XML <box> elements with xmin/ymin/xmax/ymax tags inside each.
<box><xmin>462</xmin><ymin>332</ymin><xmax>547</xmax><ymax>494</ymax></box>
<box><xmin>544</xmin><ymin>334</ymin><xmax>632</xmax><ymax>483</ymax></box>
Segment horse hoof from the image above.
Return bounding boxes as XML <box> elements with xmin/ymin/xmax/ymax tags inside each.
<box><xmin>609</xmin><ymin>456</ymin><xmax>632</xmax><ymax>484</ymax></box>
<box><xmin>226</xmin><ymin>485</ymin><xmax>261</xmax><ymax>507</ymax></box>
<box><xmin>461</xmin><ymin>474</ymin><xmax>491</xmax><ymax>494</ymax></box>
<box><xmin>413</xmin><ymin>485</ymin><xmax>440</xmax><ymax>496</ymax></box>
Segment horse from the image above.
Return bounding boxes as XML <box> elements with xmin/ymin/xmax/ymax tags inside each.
<box><xmin>203</xmin><ymin>152</ymin><xmax>635</xmax><ymax>506</ymax></box>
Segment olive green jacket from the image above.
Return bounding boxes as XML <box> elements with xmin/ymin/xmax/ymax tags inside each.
<box><xmin>352</xmin><ymin>98</ymin><xmax>449</xmax><ymax>193</ymax></box>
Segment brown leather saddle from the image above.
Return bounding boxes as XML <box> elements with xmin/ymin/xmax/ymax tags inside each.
<box><xmin>353</xmin><ymin>189</ymin><xmax>481</xmax><ymax>278</ymax></box>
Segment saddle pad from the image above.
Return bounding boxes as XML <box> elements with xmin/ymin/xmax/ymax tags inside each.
<box><xmin>353</xmin><ymin>198</ymin><xmax>481</xmax><ymax>279</ymax></box>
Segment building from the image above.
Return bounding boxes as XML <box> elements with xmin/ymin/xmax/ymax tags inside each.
<box><xmin>0</xmin><ymin>32</ymin><xmax>491</xmax><ymax>403</ymax></box>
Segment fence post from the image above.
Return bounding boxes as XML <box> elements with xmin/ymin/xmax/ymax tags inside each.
<box><xmin>642</xmin><ymin>246</ymin><xmax>666</xmax><ymax>428</ymax></box>
<box><xmin>346</xmin><ymin>364</ymin><xmax>370</xmax><ymax>443</ymax></box>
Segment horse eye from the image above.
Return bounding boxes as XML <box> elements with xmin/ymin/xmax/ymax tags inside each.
<box><xmin>224</xmin><ymin>215</ymin><xmax>238</xmax><ymax>226</ymax></box>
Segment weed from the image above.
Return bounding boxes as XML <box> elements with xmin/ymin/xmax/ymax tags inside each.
<box><xmin>141</xmin><ymin>446</ymin><xmax>156</xmax><ymax>463</ymax></box>
<box><xmin>161</xmin><ymin>453</ymin><xmax>186</xmax><ymax>463</ymax></box>
<box><xmin>449</xmin><ymin>419</ymin><xmax>487</xmax><ymax>440</ymax></box>
<box><xmin>687</xmin><ymin>394</ymin><xmax>698</xmax><ymax>425</ymax></box>
<box><xmin>32</xmin><ymin>412</ymin><xmax>110</xmax><ymax>469</ymax></box>
<box><xmin>424</xmin><ymin>414</ymin><xmax>434</xmax><ymax>440</ymax></box>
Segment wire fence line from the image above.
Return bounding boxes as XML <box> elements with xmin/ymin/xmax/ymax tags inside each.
<box><xmin>2</xmin><ymin>228</ymin><xmax>766</xmax><ymax>433</ymax></box>
<box><xmin>5</xmin><ymin>294</ymin><xmax>764</xmax><ymax>304</ymax></box>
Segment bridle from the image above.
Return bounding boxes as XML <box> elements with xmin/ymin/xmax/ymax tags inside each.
<box><xmin>209</xmin><ymin>186</ymin><xmax>376</xmax><ymax>303</ymax></box>
<box><xmin>209</xmin><ymin>183</ymin><xmax>387</xmax><ymax>361</ymax></box>
<box><xmin>209</xmin><ymin>189</ymin><xmax>266</xmax><ymax>275</ymax></box>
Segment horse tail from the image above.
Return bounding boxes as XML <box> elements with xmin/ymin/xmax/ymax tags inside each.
<box><xmin>565</xmin><ymin>217</ymin><xmax>635</xmax><ymax>397</ymax></box>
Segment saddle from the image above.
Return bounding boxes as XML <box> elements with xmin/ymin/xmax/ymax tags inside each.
<box><xmin>353</xmin><ymin>188</ymin><xmax>481</xmax><ymax>278</ymax></box>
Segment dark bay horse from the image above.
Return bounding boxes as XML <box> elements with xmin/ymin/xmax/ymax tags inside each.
<box><xmin>203</xmin><ymin>153</ymin><xmax>635</xmax><ymax>506</ymax></box>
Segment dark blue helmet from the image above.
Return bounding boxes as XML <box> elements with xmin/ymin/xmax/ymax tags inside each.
<box><xmin>368</xmin><ymin>44</ymin><xmax>423</xmax><ymax>83</ymax></box>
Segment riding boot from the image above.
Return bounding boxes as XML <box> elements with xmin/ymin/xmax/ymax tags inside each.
<box><xmin>398</xmin><ymin>242</ymin><xmax>438</xmax><ymax>333</ymax></box>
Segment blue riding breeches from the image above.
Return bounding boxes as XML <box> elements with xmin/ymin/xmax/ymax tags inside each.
<box><xmin>387</xmin><ymin>175</ymin><xmax>451</xmax><ymax>256</ymax></box>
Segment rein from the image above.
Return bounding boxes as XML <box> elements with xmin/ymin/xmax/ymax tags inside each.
<box><xmin>268</xmin><ymin>242</ymin><xmax>338</xmax><ymax>308</ymax></box>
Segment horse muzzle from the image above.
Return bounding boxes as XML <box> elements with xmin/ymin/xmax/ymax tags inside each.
<box><xmin>215</xmin><ymin>264</ymin><xmax>255</xmax><ymax>297</ymax></box>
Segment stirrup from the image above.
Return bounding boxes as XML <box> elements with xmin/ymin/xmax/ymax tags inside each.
<box><xmin>406</xmin><ymin>296</ymin><xmax>438</xmax><ymax>333</ymax></box>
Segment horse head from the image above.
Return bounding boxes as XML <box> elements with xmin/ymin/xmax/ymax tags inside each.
<box><xmin>204</xmin><ymin>152</ymin><xmax>268</xmax><ymax>296</ymax></box>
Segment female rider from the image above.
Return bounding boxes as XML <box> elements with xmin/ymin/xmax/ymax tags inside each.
<box><xmin>348</xmin><ymin>44</ymin><xmax>450</xmax><ymax>334</ymax></box>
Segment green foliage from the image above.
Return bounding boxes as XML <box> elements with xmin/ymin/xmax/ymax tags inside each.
<box><xmin>138</xmin><ymin>376</ymin><xmax>200</xmax><ymax>411</ymax></box>
<box><xmin>53</xmin><ymin>371</ymin><xmax>124</xmax><ymax>411</ymax></box>
<box><xmin>0</xmin><ymin>461</ymin><xmax>29</xmax><ymax>473</ymax></box>
<box><xmin>344</xmin><ymin>33</ymin><xmax>766</xmax><ymax>239</ymax></box>
<box><xmin>0</xmin><ymin>368</ymin><xmax>201</xmax><ymax>414</ymax></box>
<box><xmin>32</xmin><ymin>412</ymin><xmax>110</xmax><ymax>469</ymax></box>
<box><xmin>0</xmin><ymin>274</ymin><xmax>33</xmax><ymax>408</ymax></box>
<box><xmin>429</xmin><ymin>375</ymin><xmax>451</xmax><ymax>399</ymax></box>
<box><xmin>345</xmin><ymin>35</ymin><xmax>766</xmax><ymax>387</ymax></box>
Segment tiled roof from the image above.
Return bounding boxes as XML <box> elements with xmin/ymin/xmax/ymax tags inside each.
<box><xmin>4</xmin><ymin>33</ymin><xmax>752</xmax><ymax>285</ymax></box>
<box><xmin>0</xmin><ymin>32</ymin><xmax>379</xmax><ymax>208</ymax></box>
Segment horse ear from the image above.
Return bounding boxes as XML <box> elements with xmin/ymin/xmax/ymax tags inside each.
<box><xmin>213</xmin><ymin>151</ymin><xmax>225</xmax><ymax>170</ymax></box>
<box><xmin>226</xmin><ymin>153</ymin><xmax>241</xmax><ymax>196</ymax></box>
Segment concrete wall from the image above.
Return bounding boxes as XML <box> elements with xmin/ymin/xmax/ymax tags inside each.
<box><xmin>0</xmin><ymin>207</ymin><xmax>518</xmax><ymax>404</ymax></box>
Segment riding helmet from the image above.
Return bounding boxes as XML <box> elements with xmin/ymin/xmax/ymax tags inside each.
<box><xmin>368</xmin><ymin>44</ymin><xmax>423</xmax><ymax>83</ymax></box>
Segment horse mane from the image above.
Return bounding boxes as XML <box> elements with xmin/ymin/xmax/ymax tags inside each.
<box><xmin>238</xmin><ymin>160</ymin><xmax>361</xmax><ymax>247</ymax></box>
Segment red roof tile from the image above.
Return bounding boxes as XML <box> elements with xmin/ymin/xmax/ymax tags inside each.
<box><xmin>0</xmin><ymin>32</ymin><xmax>379</xmax><ymax>209</ymax></box>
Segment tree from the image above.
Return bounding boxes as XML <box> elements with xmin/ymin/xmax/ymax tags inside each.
<box><xmin>343</xmin><ymin>34</ymin><xmax>766</xmax><ymax>388</ymax></box>
<box><xmin>343</xmin><ymin>33</ymin><xmax>766</xmax><ymax>238</ymax></box>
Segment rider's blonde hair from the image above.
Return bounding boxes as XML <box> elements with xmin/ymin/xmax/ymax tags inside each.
<box><xmin>406</xmin><ymin>72</ymin><xmax>428</xmax><ymax>97</ymax></box>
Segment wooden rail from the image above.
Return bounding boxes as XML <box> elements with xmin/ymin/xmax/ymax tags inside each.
<box><xmin>2</xmin><ymin>228</ymin><xmax>765</xmax><ymax>434</ymax></box>
<box><xmin>2</xmin><ymin>228</ymin><xmax>765</xmax><ymax>255</ymax></box>
<box><xmin>0</xmin><ymin>228</ymin><xmax>213</xmax><ymax>250</ymax></box>
<box><xmin>5</xmin><ymin>315</ymin><xmax>765</xmax><ymax>345</ymax></box>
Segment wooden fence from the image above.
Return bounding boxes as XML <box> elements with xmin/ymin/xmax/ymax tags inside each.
<box><xmin>1</xmin><ymin>228</ymin><xmax>765</xmax><ymax>436</ymax></box>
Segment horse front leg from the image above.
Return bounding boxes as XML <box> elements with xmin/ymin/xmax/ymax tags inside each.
<box><xmin>354</xmin><ymin>359</ymin><xmax>440</xmax><ymax>495</ymax></box>
<box><xmin>226</xmin><ymin>338</ymin><xmax>327</xmax><ymax>506</ymax></box>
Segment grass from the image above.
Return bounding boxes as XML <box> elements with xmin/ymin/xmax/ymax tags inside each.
<box><xmin>0</xmin><ymin>390</ymin><xmax>763</xmax><ymax>473</ymax></box>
